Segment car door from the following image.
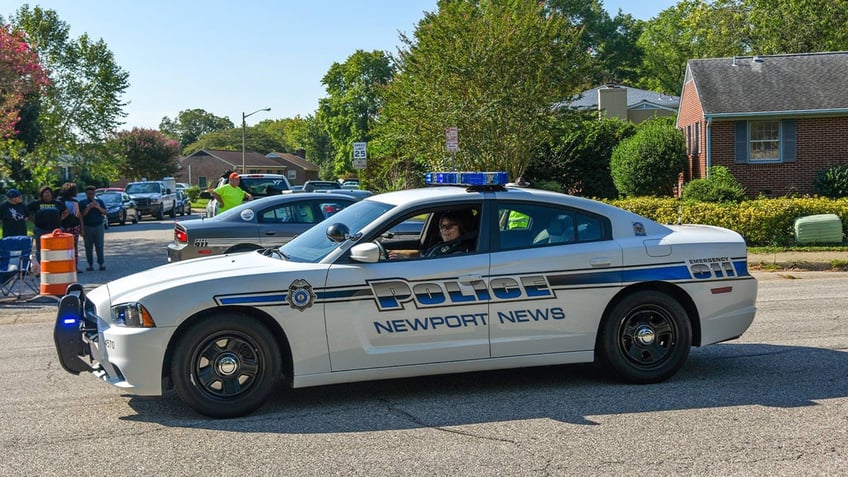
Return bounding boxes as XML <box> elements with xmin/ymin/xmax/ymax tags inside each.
<box><xmin>323</xmin><ymin>204</ymin><xmax>490</xmax><ymax>371</ymax></box>
<box><xmin>487</xmin><ymin>200</ymin><xmax>623</xmax><ymax>357</ymax></box>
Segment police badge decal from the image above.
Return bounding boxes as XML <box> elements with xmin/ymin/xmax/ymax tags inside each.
<box><xmin>287</xmin><ymin>279</ymin><xmax>317</xmax><ymax>311</ymax></box>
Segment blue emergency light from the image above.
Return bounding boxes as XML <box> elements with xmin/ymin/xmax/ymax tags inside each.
<box><xmin>425</xmin><ymin>171</ymin><xmax>509</xmax><ymax>186</ymax></box>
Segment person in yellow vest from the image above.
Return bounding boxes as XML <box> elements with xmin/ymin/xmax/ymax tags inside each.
<box><xmin>210</xmin><ymin>172</ymin><xmax>253</xmax><ymax>213</ymax></box>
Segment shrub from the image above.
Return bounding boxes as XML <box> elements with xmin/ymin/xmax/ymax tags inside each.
<box><xmin>610</xmin><ymin>118</ymin><xmax>685</xmax><ymax>197</ymax></box>
<box><xmin>681</xmin><ymin>166</ymin><xmax>746</xmax><ymax>203</ymax></box>
<box><xmin>812</xmin><ymin>164</ymin><xmax>848</xmax><ymax>198</ymax></box>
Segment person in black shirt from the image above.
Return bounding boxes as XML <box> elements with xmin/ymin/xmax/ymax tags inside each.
<box><xmin>59</xmin><ymin>182</ymin><xmax>84</xmax><ymax>273</ymax></box>
<box><xmin>79</xmin><ymin>185</ymin><xmax>107</xmax><ymax>271</ymax></box>
<box><xmin>1</xmin><ymin>189</ymin><xmax>28</xmax><ymax>238</ymax></box>
<box><xmin>27</xmin><ymin>186</ymin><xmax>67</xmax><ymax>258</ymax></box>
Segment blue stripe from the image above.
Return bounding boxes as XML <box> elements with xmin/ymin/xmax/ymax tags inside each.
<box><xmin>219</xmin><ymin>294</ymin><xmax>286</xmax><ymax>305</ymax></box>
<box><xmin>622</xmin><ymin>265</ymin><xmax>692</xmax><ymax>282</ymax></box>
<box><xmin>734</xmin><ymin>260</ymin><xmax>749</xmax><ymax>276</ymax></box>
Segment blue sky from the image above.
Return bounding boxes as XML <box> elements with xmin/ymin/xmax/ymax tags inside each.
<box><xmin>2</xmin><ymin>1</ymin><xmax>677</xmax><ymax>131</ymax></box>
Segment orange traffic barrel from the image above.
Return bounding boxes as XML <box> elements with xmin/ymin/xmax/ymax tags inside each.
<box><xmin>40</xmin><ymin>229</ymin><xmax>77</xmax><ymax>296</ymax></box>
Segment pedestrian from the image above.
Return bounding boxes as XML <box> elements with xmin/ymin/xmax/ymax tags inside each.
<box><xmin>26</xmin><ymin>185</ymin><xmax>68</xmax><ymax>258</ymax></box>
<box><xmin>59</xmin><ymin>182</ymin><xmax>84</xmax><ymax>273</ymax></box>
<box><xmin>1</xmin><ymin>188</ymin><xmax>28</xmax><ymax>238</ymax></box>
<box><xmin>79</xmin><ymin>185</ymin><xmax>107</xmax><ymax>271</ymax></box>
<box><xmin>210</xmin><ymin>172</ymin><xmax>252</xmax><ymax>213</ymax></box>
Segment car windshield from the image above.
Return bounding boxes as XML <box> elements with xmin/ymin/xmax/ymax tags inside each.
<box><xmin>239</xmin><ymin>177</ymin><xmax>289</xmax><ymax>195</ymax></box>
<box><xmin>125</xmin><ymin>183</ymin><xmax>159</xmax><ymax>194</ymax></box>
<box><xmin>98</xmin><ymin>193</ymin><xmax>122</xmax><ymax>205</ymax></box>
<box><xmin>279</xmin><ymin>199</ymin><xmax>392</xmax><ymax>262</ymax></box>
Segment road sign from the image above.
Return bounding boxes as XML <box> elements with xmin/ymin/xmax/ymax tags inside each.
<box><xmin>353</xmin><ymin>142</ymin><xmax>367</xmax><ymax>170</ymax></box>
<box><xmin>445</xmin><ymin>127</ymin><xmax>459</xmax><ymax>152</ymax></box>
<box><xmin>353</xmin><ymin>142</ymin><xmax>367</xmax><ymax>159</ymax></box>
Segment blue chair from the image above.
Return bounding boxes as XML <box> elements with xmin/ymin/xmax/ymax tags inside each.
<box><xmin>0</xmin><ymin>235</ymin><xmax>39</xmax><ymax>299</ymax></box>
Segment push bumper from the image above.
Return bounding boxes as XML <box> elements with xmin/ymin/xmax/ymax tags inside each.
<box><xmin>53</xmin><ymin>283</ymin><xmax>97</xmax><ymax>374</ymax></box>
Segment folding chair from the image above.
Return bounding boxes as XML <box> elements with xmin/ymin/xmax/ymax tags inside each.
<box><xmin>0</xmin><ymin>235</ymin><xmax>39</xmax><ymax>299</ymax></box>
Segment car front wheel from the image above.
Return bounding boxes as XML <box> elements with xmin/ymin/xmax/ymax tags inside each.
<box><xmin>120</xmin><ymin>210</ymin><xmax>127</xmax><ymax>225</ymax></box>
<box><xmin>597</xmin><ymin>291</ymin><xmax>691</xmax><ymax>384</ymax></box>
<box><xmin>171</xmin><ymin>313</ymin><xmax>282</xmax><ymax>418</ymax></box>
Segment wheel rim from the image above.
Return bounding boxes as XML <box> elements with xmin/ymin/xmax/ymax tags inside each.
<box><xmin>192</xmin><ymin>333</ymin><xmax>262</xmax><ymax>399</ymax></box>
<box><xmin>616</xmin><ymin>304</ymin><xmax>678</xmax><ymax>369</ymax></box>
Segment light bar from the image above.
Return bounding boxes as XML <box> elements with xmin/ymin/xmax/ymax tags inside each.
<box><xmin>425</xmin><ymin>172</ymin><xmax>509</xmax><ymax>186</ymax></box>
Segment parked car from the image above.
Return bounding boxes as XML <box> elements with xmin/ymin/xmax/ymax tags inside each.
<box><xmin>54</xmin><ymin>171</ymin><xmax>757</xmax><ymax>418</ymax></box>
<box><xmin>303</xmin><ymin>180</ymin><xmax>341</xmax><ymax>192</ymax></box>
<box><xmin>341</xmin><ymin>179</ymin><xmax>360</xmax><ymax>190</ymax></box>
<box><xmin>125</xmin><ymin>180</ymin><xmax>177</xmax><ymax>220</ymax></box>
<box><xmin>204</xmin><ymin>173</ymin><xmax>291</xmax><ymax>218</ymax></box>
<box><xmin>168</xmin><ymin>192</ymin><xmax>358</xmax><ymax>262</ymax></box>
<box><xmin>97</xmin><ymin>191</ymin><xmax>139</xmax><ymax>226</ymax></box>
<box><xmin>175</xmin><ymin>189</ymin><xmax>191</xmax><ymax>216</ymax></box>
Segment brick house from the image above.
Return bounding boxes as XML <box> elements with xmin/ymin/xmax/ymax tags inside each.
<box><xmin>560</xmin><ymin>82</ymin><xmax>680</xmax><ymax>124</ymax></box>
<box><xmin>677</xmin><ymin>51</ymin><xmax>848</xmax><ymax>197</ymax></box>
<box><xmin>266</xmin><ymin>150</ymin><xmax>320</xmax><ymax>185</ymax></box>
<box><xmin>176</xmin><ymin>149</ymin><xmax>288</xmax><ymax>189</ymax></box>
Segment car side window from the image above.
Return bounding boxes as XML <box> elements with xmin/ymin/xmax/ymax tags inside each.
<box><xmin>260</xmin><ymin>202</ymin><xmax>314</xmax><ymax>224</ymax></box>
<box><xmin>495</xmin><ymin>203</ymin><xmax>610</xmax><ymax>251</ymax></box>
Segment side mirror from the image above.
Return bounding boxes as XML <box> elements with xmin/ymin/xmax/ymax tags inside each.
<box><xmin>326</xmin><ymin>223</ymin><xmax>350</xmax><ymax>243</ymax></box>
<box><xmin>349</xmin><ymin>243</ymin><xmax>380</xmax><ymax>263</ymax></box>
<box><xmin>199</xmin><ymin>191</ymin><xmax>212</xmax><ymax>200</ymax></box>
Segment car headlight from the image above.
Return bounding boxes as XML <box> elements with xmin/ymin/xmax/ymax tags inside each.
<box><xmin>150</xmin><ymin>198</ymin><xmax>161</xmax><ymax>204</ymax></box>
<box><xmin>111</xmin><ymin>303</ymin><xmax>157</xmax><ymax>327</ymax></box>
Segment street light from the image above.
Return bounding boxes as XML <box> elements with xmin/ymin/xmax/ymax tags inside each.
<box><xmin>242</xmin><ymin>107</ymin><xmax>271</xmax><ymax>173</ymax></box>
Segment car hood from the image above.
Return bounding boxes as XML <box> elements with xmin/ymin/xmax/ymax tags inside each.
<box><xmin>102</xmin><ymin>251</ymin><xmax>322</xmax><ymax>308</ymax></box>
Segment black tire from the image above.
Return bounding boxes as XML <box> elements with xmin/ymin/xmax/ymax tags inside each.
<box><xmin>132</xmin><ymin>212</ymin><xmax>139</xmax><ymax>224</ymax></box>
<box><xmin>120</xmin><ymin>210</ymin><xmax>127</xmax><ymax>225</ymax></box>
<box><xmin>169</xmin><ymin>205</ymin><xmax>176</xmax><ymax>218</ymax></box>
<box><xmin>597</xmin><ymin>291</ymin><xmax>691</xmax><ymax>384</ymax></box>
<box><xmin>226</xmin><ymin>244</ymin><xmax>261</xmax><ymax>254</ymax></box>
<box><xmin>156</xmin><ymin>206</ymin><xmax>164</xmax><ymax>220</ymax></box>
<box><xmin>171</xmin><ymin>313</ymin><xmax>282</xmax><ymax>418</ymax></box>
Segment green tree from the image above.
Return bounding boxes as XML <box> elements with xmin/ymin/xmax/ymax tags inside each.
<box><xmin>527</xmin><ymin>113</ymin><xmax>636</xmax><ymax>199</ymax></box>
<box><xmin>257</xmin><ymin>115</ymin><xmax>334</xmax><ymax>178</ymax></box>
<box><xmin>4</xmin><ymin>5</ymin><xmax>129</xmax><ymax>187</ymax></box>
<box><xmin>109</xmin><ymin>128</ymin><xmax>180</xmax><ymax>181</ymax></box>
<box><xmin>318</xmin><ymin>50</ymin><xmax>393</xmax><ymax>179</ymax></box>
<box><xmin>745</xmin><ymin>0</ymin><xmax>848</xmax><ymax>54</ymax></box>
<box><xmin>0</xmin><ymin>24</ymin><xmax>49</xmax><ymax>140</ymax></box>
<box><xmin>159</xmin><ymin>109</ymin><xmax>234</xmax><ymax>147</ymax></box>
<box><xmin>181</xmin><ymin>127</ymin><xmax>285</xmax><ymax>156</ymax></box>
<box><xmin>610</xmin><ymin>117</ymin><xmax>685</xmax><ymax>197</ymax></box>
<box><xmin>379</xmin><ymin>0</ymin><xmax>589</xmax><ymax>182</ymax></box>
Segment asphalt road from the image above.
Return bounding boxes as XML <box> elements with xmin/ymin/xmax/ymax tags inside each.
<box><xmin>1</xmin><ymin>218</ymin><xmax>847</xmax><ymax>475</ymax></box>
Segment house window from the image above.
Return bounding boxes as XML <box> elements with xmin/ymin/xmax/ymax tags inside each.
<box><xmin>694</xmin><ymin>121</ymin><xmax>700</xmax><ymax>154</ymax></box>
<box><xmin>199</xmin><ymin>177</ymin><xmax>208</xmax><ymax>188</ymax></box>
<box><xmin>734</xmin><ymin>119</ymin><xmax>796</xmax><ymax>164</ymax></box>
<box><xmin>749</xmin><ymin>120</ymin><xmax>779</xmax><ymax>161</ymax></box>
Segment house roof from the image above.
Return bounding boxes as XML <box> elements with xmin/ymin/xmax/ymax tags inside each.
<box><xmin>266</xmin><ymin>152</ymin><xmax>320</xmax><ymax>171</ymax></box>
<box><xmin>181</xmin><ymin>149</ymin><xmax>285</xmax><ymax>169</ymax></box>
<box><xmin>556</xmin><ymin>84</ymin><xmax>680</xmax><ymax>111</ymax></box>
<box><xmin>686</xmin><ymin>51</ymin><xmax>848</xmax><ymax>117</ymax></box>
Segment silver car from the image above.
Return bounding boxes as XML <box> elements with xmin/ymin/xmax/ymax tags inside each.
<box><xmin>167</xmin><ymin>193</ymin><xmax>357</xmax><ymax>262</ymax></box>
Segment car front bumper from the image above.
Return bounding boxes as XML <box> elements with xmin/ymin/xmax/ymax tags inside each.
<box><xmin>53</xmin><ymin>284</ymin><xmax>169</xmax><ymax>396</ymax></box>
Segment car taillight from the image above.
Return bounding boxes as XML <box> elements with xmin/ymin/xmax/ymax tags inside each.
<box><xmin>175</xmin><ymin>227</ymin><xmax>187</xmax><ymax>244</ymax></box>
<box><xmin>323</xmin><ymin>204</ymin><xmax>339</xmax><ymax>216</ymax></box>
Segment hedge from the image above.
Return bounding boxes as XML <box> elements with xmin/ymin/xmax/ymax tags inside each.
<box><xmin>609</xmin><ymin>197</ymin><xmax>848</xmax><ymax>246</ymax></box>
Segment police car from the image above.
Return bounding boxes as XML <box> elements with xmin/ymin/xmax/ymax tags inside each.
<box><xmin>54</xmin><ymin>172</ymin><xmax>757</xmax><ymax>418</ymax></box>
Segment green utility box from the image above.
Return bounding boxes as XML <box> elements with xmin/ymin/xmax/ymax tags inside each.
<box><xmin>794</xmin><ymin>214</ymin><xmax>844</xmax><ymax>244</ymax></box>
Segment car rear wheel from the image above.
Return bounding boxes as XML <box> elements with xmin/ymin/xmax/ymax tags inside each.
<box><xmin>597</xmin><ymin>290</ymin><xmax>691</xmax><ymax>384</ymax></box>
<box><xmin>156</xmin><ymin>206</ymin><xmax>164</xmax><ymax>220</ymax></box>
<box><xmin>171</xmin><ymin>313</ymin><xmax>282</xmax><ymax>418</ymax></box>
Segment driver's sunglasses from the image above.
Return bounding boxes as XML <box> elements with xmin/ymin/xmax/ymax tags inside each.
<box><xmin>439</xmin><ymin>222</ymin><xmax>457</xmax><ymax>231</ymax></box>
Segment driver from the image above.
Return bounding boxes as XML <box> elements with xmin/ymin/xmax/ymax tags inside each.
<box><xmin>388</xmin><ymin>210</ymin><xmax>475</xmax><ymax>259</ymax></box>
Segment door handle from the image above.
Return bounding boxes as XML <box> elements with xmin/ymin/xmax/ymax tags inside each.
<box><xmin>264</xmin><ymin>231</ymin><xmax>277</xmax><ymax>236</ymax></box>
<box><xmin>590</xmin><ymin>257</ymin><xmax>612</xmax><ymax>267</ymax></box>
<box><xmin>458</xmin><ymin>274</ymin><xmax>483</xmax><ymax>284</ymax></box>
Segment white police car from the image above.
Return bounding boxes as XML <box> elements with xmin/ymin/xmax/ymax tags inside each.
<box><xmin>54</xmin><ymin>172</ymin><xmax>757</xmax><ymax>418</ymax></box>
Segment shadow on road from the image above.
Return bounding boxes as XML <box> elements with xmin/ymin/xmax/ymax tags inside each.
<box><xmin>122</xmin><ymin>342</ymin><xmax>848</xmax><ymax>432</ymax></box>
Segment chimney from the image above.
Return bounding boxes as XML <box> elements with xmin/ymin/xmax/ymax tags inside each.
<box><xmin>295</xmin><ymin>148</ymin><xmax>306</xmax><ymax>158</ymax></box>
<box><xmin>598</xmin><ymin>82</ymin><xmax>628</xmax><ymax>121</ymax></box>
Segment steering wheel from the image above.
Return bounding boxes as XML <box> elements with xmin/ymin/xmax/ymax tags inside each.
<box><xmin>374</xmin><ymin>240</ymin><xmax>388</xmax><ymax>261</ymax></box>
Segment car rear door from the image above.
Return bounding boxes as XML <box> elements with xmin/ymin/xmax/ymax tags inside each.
<box><xmin>487</xmin><ymin>200</ymin><xmax>623</xmax><ymax>357</ymax></box>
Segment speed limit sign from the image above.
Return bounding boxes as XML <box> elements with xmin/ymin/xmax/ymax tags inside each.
<box><xmin>353</xmin><ymin>142</ymin><xmax>367</xmax><ymax>169</ymax></box>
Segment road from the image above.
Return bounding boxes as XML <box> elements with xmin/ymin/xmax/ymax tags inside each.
<box><xmin>1</xmin><ymin>220</ymin><xmax>847</xmax><ymax>475</ymax></box>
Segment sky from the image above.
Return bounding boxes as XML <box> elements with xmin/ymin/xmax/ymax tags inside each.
<box><xmin>1</xmin><ymin>0</ymin><xmax>677</xmax><ymax>131</ymax></box>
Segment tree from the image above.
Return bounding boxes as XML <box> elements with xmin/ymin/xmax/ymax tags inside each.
<box><xmin>257</xmin><ymin>115</ymin><xmax>334</xmax><ymax>178</ymax></box>
<box><xmin>0</xmin><ymin>24</ymin><xmax>49</xmax><ymax>140</ymax></box>
<box><xmin>5</xmin><ymin>5</ymin><xmax>129</xmax><ymax>187</ymax></box>
<box><xmin>379</xmin><ymin>0</ymin><xmax>590</xmax><ymax>182</ymax></box>
<box><xmin>527</xmin><ymin>113</ymin><xmax>636</xmax><ymax>199</ymax></box>
<box><xmin>159</xmin><ymin>109</ymin><xmax>234</xmax><ymax>147</ymax></box>
<box><xmin>610</xmin><ymin>117</ymin><xmax>685</xmax><ymax>197</ymax></box>
<box><xmin>180</xmin><ymin>127</ymin><xmax>285</xmax><ymax>156</ymax></box>
<box><xmin>109</xmin><ymin>128</ymin><xmax>180</xmax><ymax>181</ymax></box>
<box><xmin>318</xmin><ymin>50</ymin><xmax>394</xmax><ymax>179</ymax></box>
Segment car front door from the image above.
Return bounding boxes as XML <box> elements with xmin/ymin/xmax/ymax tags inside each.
<box><xmin>323</xmin><ymin>205</ymin><xmax>490</xmax><ymax>371</ymax></box>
